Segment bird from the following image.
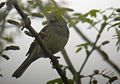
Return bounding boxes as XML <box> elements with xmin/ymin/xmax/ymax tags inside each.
<box><xmin>12</xmin><ymin>12</ymin><xmax>69</xmax><ymax>78</ymax></box>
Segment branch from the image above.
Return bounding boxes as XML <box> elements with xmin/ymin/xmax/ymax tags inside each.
<box><xmin>61</xmin><ymin>49</ymin><xmax>82</xmax><ymax>84</ymax></box>
<box><xmin>73</xmin><ymin>21</ymin><xmax>120</xmax><ymax>75</ymax></box>
<box><xmin>61</xmin><ymin>49</ymin><xmax>76</xmax><ymax>75</ymax></box>
<box><xmin>13</xmin><ymin>1</ymin><xmax>69</xmax><ymax>84</ymax></box>
<box><xmin>78</xmin><ymin>21</ymin><xmax>107</xmax><ymax>74</ymax></box>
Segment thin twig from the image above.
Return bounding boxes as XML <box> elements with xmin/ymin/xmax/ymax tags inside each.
<box><xmin>78</xmin><ymin>21</ymin><xmax>107</xmax><ymax>74</ymax></box>
<box><xmin>61</xmin><ymin>49</ymin><xmax>76</xmax><ymax>75</ymax></box>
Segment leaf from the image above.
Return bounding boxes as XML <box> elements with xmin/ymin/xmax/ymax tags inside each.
<box><xmin>24</xmin><ymin>31</ymin><xmax>33</xmax><ymax>37</ymax></box>
<box><xmin>5</xmin><ymin>45</ymin><xmax>20</xmax><ymax>51</ymax></box>
<box><xmin>68</xmin><ymin>18</ymin><xmax>79</xmax><ymax>27</ymax></box>
<box><xmin>0</xmin><ymin>2</ymin><xmax>5</xmax><ymax>9</ymax></box>
<box><xmin>61</xmin><ymin>7</ymin><xmax>74</xmax><ymax>12</ymax></box>
<box><xmin>7</xmin><ymin>19</ymin><xmax>20</xmax><ymax>26</ymax></box>
<box><xmin>76</xmin><ymin>43</ymin><xmax>91</xmax><ymax>53</ymax></box>
<box><xmin>47</xmin><ymin>78</ymin><xmax>63</xmax><ymax>84</ymax></box>
<box><xmin>78</xmin><ymin>14</ymin><xmax>93</xmax><ymax>24</ymax></box>
<box><xmin>42</xmin><ymin>21</ymin><xmax>47</xmax><ymax>25</ymax></box>
<box><xmin>75</xmin><ymin>47</ymin><xmax>82</xmax><ymax>53</ymax></box>
<box><xmin>116</xmin><ymin>8</ymin><xmax>120</xmax><ymax>12</ymax></box>
<box><xmin>1</xmin><ymin>54</ymin><xmax>10</xmax><ymax>60</ymax></box>
<box><xmin>89</xmin><ymin>9</ymin><xmax>99</xmax><ymax>17</ymax></box>
<box><xmin>83</xmin><ymin>18</ymin><xmax>93</xmax><ymax>24</ymax></box>
<box><xmin>76</xmin><ymin>43</ymin><xmax>91</xmax><ymax>47</ymax></box>
<box><xmin>101</xmin><ymin>41</ymin><xmax>110</xmax><ymax>46</ymax></box>
<box><xmin>47</xmin><ymin>78</ymin><xmax>74</xmax><ymax>84</ymax></box>
<box><xmin>31</xmin><ymin>13</ymin><xmax>44</xmax><ymax>18</ymax></box>
<box><xmin>73</xmin><ymin>13</ymin><xmax>82</xmax><ymax>16</ymax></box>
<box><xmin>114</xmin><ymin>17</ymin><xmax>120</xmax><ymax>21</ymax></box>
<box><xmin>27</xmin><ymin>1</ymin><xmax>34</xmax><ymax>4</ymax></box>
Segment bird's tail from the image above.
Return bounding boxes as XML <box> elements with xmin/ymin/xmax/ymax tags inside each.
<box><xmin>12</xmin><ymin>57</ymin><xmax>33</xmax><ymax>78</ymax></box>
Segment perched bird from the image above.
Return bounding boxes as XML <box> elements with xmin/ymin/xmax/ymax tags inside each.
<box><xmin>12</xmin><ymin>12</ymin><xmax>69</xmax><ymax>78</ymax></box>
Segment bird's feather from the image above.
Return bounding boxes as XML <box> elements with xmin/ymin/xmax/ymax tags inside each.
<box><xmin>26</xmin><ymin>25</ymin><xmax>48</xmax><ymax>56</ymax></box>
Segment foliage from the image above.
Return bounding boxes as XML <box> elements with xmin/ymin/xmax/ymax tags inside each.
<box><xmin>0</xmin><ymin>1</ymin><xmax>20</xmax><ymax>51</ymax></box>
<box><xmin>0</xmin><ymin>45</ymin><xmax>19</xmax><ymax>76</ymax></box>
<box><xmin>0</xmin><ymin>1</ymin><xmax>21</xmax><ymax>77</ymax></box>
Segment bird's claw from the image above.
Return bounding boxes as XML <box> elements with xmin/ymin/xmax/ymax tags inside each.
<box><xmin>50</xmin><ymin>56</ymin><xmax>60</xmax><ymax>64</ymax></box>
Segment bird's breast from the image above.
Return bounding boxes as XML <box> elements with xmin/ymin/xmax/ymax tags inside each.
<box><xmin>43</xmin><ymin>28</ymin><xmax>69</xmax><ymax>54</ymax></box>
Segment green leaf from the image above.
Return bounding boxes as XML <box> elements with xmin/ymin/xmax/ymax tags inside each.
<box><xmin>5</xmin><ymin>45</ymin><xmax>20</xmax><ymax>51</ymax></box>
<box><xmin>61</xmin><ymin>7</ymin><xmax>74</xmax><ymax>12</ymax></box>
<box><xmin>114</xmin><ymin>17</ymin><xmax>120</xmax><ymax>21</ymax></box>
<box><xmin>31</xmin><ymin>13</ymin><xmax>44</xmax><ymax>18</ymax></box>
<box><xmin>116</xmin><ymin>8</ymin><xmax>120</xmax><ymax>12</ymax></box>
<box><xmin>47</xmin><ymin>78</ymin><xmax>74</xmax><ymax>84</ymax></box>
<box><xmin>68</xmin><ymin>18</ymin><xmax>79</xmax><ymax>27</ymax></box>
<box><xmin>7</xmin><ymin>19</ymin><xmax>20</xmax><ymax>26</ymax></box>
<box><xmin>83</xmin><ymin>18</ymin><xmax>93</xmax><ymax>24</ymax></box>
<box><xmin>27</xmin><ymin>1</ymin><xmax>34</xmax><ymax>4</ymax></box>
<box><xmin>75</xmin><ymin>47</ymin><xmax>82</xmax><ymax>53</ymax></box>
<box><xmin>24</xmin><ymin>31</ymin><xmax>33</xmax><ymax>37</ymax></box>
<box><xmin>47</xmin><ymin>78</ymin><xmax>63</xmax><ymax>84</ymax></box>
<box><xmin>0</xmin><ymin>2</ymin><xmax>5</xmax><ymax>9</ymax></box>
<box><xmin>89</xmin><ymin>9</ymin><xmax>99</xmax><ymax>17</ymax></box>
<box><xmin>76</xmin><ymin>43</ymin><xmax>91</xmax><ymax>53</ymax></box>
<box><xmin>76</xmin><ymin>43</ymin><xmax>91</xmax><ymax>47</ymax></box>
<box><xmin>73</xmin><ymin>13</ymin><xmax>82</xmax><ymax>16</ymax></box>
<box><xmin>78</xmin><ymin>14</ymin><xmax>93</xmax><ymax>24</ymax></box>
<box><xmin>42</xmin><ymin>21</ymin><xmax>47</xmax><ymax>25</ymax></box>
<box><xmin>1</xmin><ymin>54</ymin><xmax>9</xmax><ymax>60</ymax></box>
<box><xmin>101</xmin><ymin>41</ymin><xmax>110</xmax><ymax>46</ymax></box>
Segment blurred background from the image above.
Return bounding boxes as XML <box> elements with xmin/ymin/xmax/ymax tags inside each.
<box><xmin>0</xmin><ymin>0</ymin><xmax>120</xmax><ymax>84</ymax></box>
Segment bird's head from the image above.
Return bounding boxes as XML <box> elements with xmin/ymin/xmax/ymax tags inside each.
<box><xmin>46</xmin><ymin>12</ymin><xmax>67</xmax><ymax>26</ymax></box>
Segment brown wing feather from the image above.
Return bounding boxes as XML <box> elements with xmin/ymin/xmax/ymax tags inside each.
<box><xmin>26</xmin><ymin>25</ymin><xmax>48</xmax><ymax>56</ymax></box>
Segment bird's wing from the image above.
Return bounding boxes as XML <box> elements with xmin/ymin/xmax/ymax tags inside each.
<box><xmin>39</xmin><ymin>25</ymin><xmax>48</xmax><ymax>39</ymax></box>
<box><xmin>25</xmin><ymin>41</ymin><xmax>37</xmax><ymax>56</ymax></box>
<box><xmin>26</xmin><ymin>25</ymin><xmax>48</xmax><ymax>56</ymax></box>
